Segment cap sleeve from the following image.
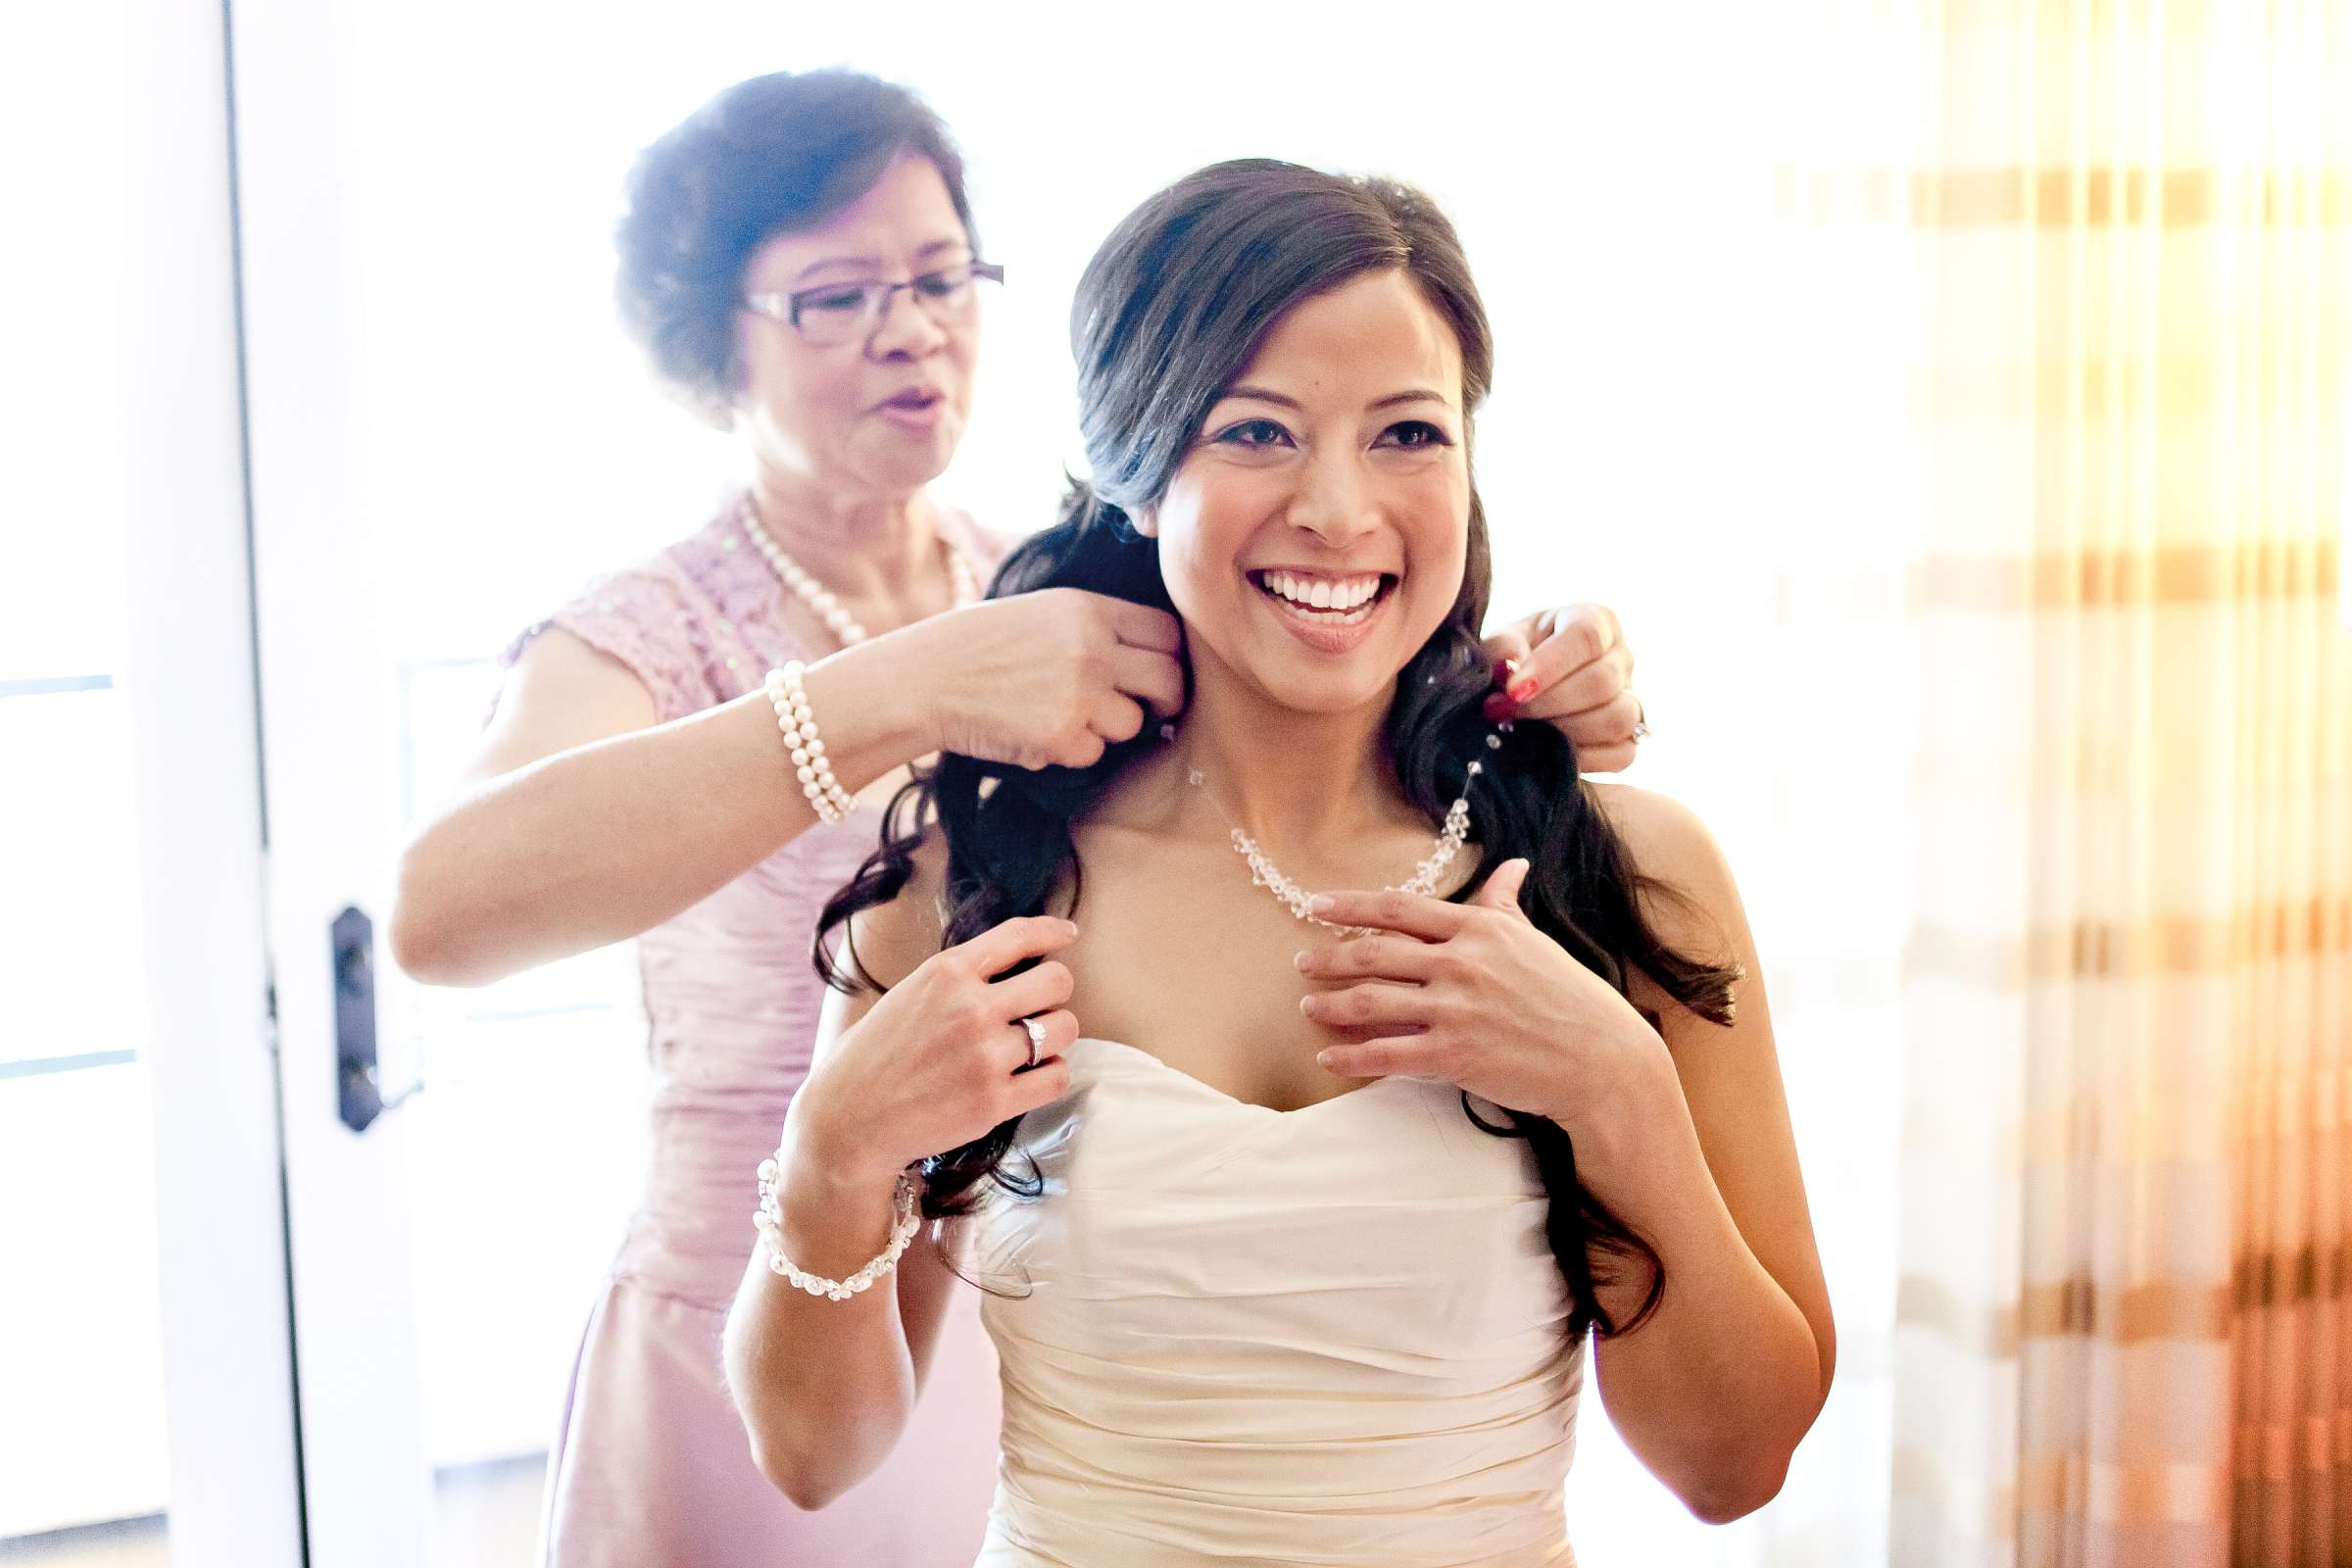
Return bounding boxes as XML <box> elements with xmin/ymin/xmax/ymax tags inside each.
<box><xmin>496</xmin><ymin>564</ymin><xmax>719</xmax><ymax>727</ymax></box>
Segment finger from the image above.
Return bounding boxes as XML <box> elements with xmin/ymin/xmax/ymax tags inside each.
<box><xmin>990</xmin><ymin>957</ymin><xmax>1075</xmax><ymax>1019</ymax></box>
<box><xmin>1553</xmin><ymin>690</ymin><xmax>1642</xmax><ymax>751</ymax></box>
<box><xmin>1293</xmin><ymin>934</ymin><xmax>1440</xmax><ymax>984</ymax></box>
<box><xmin>1479</xmin><ymin>624</ymin><xmax>1533</xmax><ymax>676</ymax></box>
<box><xmin>1573</xmin><ymin>739</ymin><xmax>1639</xmax><ymax>775</ymax></box>
<box><xmin>955</xmin><ymin>915</ymin><xmax>1078</xmax><ymax>979</ymax></box>
<box><xmin>1508</xmin><ymin>642</ymin><xmax>1630</xmax><ymax>721</ymax></box>
<box><xmin>1469</xmin><ymin>858</ymin><xmax>1532</xmax><ymax>915</ymax></box>
<box><xmin>1002</xmin><ymin>1053</ymin><xmax>1075</xmax><ymax>1115</ymax></box>
<box><xmin>1110</xmin><ymin>645</ymin><xmax>1187</xmax><ymax>719</ymax></box>
<box><xmin>1501</xmin><ymin>606</ymin><xmax>1616</xmax><ymax>707</ymax></box>
<box><xmin>1315</xmin><ymin>1035</ymin><xmax>1448</xmax><ymax>1082</ymax></box>
<box><xmin>1298</xmin><ymin>980</ymin><xmax>1432</xmax><ymax>1031</ymax></box>
<box><xmin>1090</xmin><ymin>691</ymin><xmax>1147</xmax><ymax>745</ymax></box>
<box><xmin>993</xmin><ymin>1005</ymin><xmax>1079</xmax><ymax>1076</ymax></box>
<box><xmin>1105</xmin><ymin>599</ymin><xmax>1184</xmax><ymax>654</ymax></box>
<box><xmin>1304</xmin><ymin>888</ymin><xmax>1471</xmax><ymax>943</ymax></box>
<box><xmin>1048</xmin><ymin>731</ymin><xmax>1109</xmax><ymax>770</ymax></box>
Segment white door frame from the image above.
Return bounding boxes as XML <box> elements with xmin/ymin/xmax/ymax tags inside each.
<box><xmin>221</xmin><ymin>0</ymin><xmax>438</xmax><ymax>1559</ymax></box>
<box><xmin>117</xmin><ymin>0</ymin><xmax>304</xmax><ymax>1563</ymax></box>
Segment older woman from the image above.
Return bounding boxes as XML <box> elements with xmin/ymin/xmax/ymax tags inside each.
<box><xmin>389</xmin><ymin>71</ymin><xmax>1646</xmax><ymax>1568</ymax></box>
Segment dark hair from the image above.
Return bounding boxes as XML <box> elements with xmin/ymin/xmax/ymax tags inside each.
<box><xmin>818</xmin><ymin>159</ymin><xmax>1738</xmax><ymax>1338</ymax></box>
<box><xmin>613</xmin><ymin>70</ymin><xmax>977</xmax><ymax>420</ymax></box>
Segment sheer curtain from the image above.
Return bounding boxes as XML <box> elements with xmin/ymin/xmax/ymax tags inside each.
<box><xmin>1889</xmin><ymin>2</ymin><xmax>2352</xmax><ymax>1565</ymax></box>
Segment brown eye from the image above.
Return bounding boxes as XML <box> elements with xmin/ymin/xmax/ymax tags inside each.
<box><xmin>1380</xmin><ymin>420</ymin><xmax>1453</xmax><ymax>450</ymax></box>
<box><xmin>1215</xmin><ymin>418</ymin><xmax>1294</xmax><ymax>449</ymax></box>
<box><xmin>914</xmin><ymin>266</ymin><xmax>974</xmax><ymax>301</ymax></box>
<box><xmin>801</xmin><ymin>287</ymin><xmax>869</xmax><ymax>316</ymax></box>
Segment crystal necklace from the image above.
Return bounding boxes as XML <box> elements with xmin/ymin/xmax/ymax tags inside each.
<box><xmin>1166</xmin><ymin>720</ymin><xmax>1507</xmax><ymax>938</ymax></box>
<box><xmin>737</xmin><ymin>496</ymin><xmax>981</xmax><ymax>648</ymax></box>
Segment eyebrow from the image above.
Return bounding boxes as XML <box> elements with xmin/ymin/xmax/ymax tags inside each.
<box><xmin>792</xmin><ymin>238</ymin><xmax>967</xmax><ymax>283</ymax></box>
<box><xmin>1223</xmin><ymin>384</ymin><xmax>1454</xmax><ymax>414</ymax></box>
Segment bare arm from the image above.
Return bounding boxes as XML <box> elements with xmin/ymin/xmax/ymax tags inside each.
<box><xmin>1580</xmin><ymin>784</ymin><xmax>1835</xmax><ymax>1522</ymax></box>
<box><xmin>387</xmin><ymin>624</ymin><xmax>923</xmax><ymax>986</ymax></box>
<box><xmin>723</xmin><ymin>836</ymin><xmax>1082</xmax><ymax>1507</ymax></box>
<box><xmin>721</xmin><ymin>971</ymin><xmax>961</xmax><ymax>1509</ymax></box>
<box><xmin>387</xmin><ymin>590</ymin><xmax>1182</xmax><ymax>988</ymax></box>
<box><xmin>1298</xmin><ymin>789</ymin><xmax>1833</xmax><ymax>1525</ymax></box>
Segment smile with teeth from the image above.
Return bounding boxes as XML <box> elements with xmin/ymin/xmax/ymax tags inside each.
<box><xmin>1250</xmin><ymin>569</ymin><xmax>1395</xmax><ymax>625</ymax></box>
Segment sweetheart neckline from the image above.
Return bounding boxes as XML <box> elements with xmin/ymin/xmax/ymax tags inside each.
<box><xmin>1070</xmin><ymin>1036</ymin><xmax>1413</xmax><ymax>1118</ymax></box>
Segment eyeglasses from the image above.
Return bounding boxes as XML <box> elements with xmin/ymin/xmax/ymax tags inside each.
<box><xmin>743</xmin><ymin>261</ymin><xmax>1004</xmax><ymax>347</ymax></box>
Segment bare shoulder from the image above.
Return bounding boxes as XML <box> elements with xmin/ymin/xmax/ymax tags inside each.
<box><xmin>1585</xmin><ymin>781</ymin><xmax>1742</xmax><ymax>950</ymax></box>
<box><xmin>839</xmin><ymin>825</ymin><xmax>952</xmax><ymax>991</ymax></box>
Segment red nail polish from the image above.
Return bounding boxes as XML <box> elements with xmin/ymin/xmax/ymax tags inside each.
<box><xmin>1507</xmin><ymin>677</ymin><xmax>1538</xmax><ymax>705</ymax></box>
<box><xmin>1483</xmin><ymin>692</ymin><xmax>1514</xmax><ymax>721</ymax></box>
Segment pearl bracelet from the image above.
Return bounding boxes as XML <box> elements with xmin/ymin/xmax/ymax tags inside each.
<box><xmin>764</xmin><ymin>662</ymin><xmax>857</xmax><ymax>824</ymax></box>
<box><xmin>753</xmin><ymin>1159</ymin><xmax>923</xmax><ymax>1300</ymax></box>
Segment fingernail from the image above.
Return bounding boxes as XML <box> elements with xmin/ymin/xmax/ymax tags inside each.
<box><xmin>1507</xmin><ymin>677</ymin><xmax>1538</xmax><ymax>704</ymax></box>
<box><xmin>1315</xmin><ymin>1051</ymin><xmax>1335</xmax><ymax>1068</ymax></box>
<box><xmin>1292</xmin><ymin>950</ymin><xmax>1310</xmax><ymax>970</ymax></box>
<box><xmin>1306</xmin><ymin>894</ymin><xmax>1334</xmax><ymax>915</ymax></box>
<box><xmin>1298</xmin><ymin>995</ymin><xmax>1317</xmax><ymax>1015</ymax></box>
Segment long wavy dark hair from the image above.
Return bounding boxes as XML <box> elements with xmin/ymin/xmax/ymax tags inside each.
<box><xmin>817</xmin><ymin>159</ymin><xmax>1738</xmax><ymax>1338</ymax></box>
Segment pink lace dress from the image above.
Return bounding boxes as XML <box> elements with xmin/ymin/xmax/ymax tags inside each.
<box><xmin>501</xmin><ymin>498</ymin><xmax>1008</xmax><ymax>1568</ymax></box>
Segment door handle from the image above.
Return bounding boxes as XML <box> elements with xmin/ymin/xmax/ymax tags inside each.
<box><xmin>332</xmin><ymin>906</ymin><xmax>421</xmax><ymax>1133</ymax></box>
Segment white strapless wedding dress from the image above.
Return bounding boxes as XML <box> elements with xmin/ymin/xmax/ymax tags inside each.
<box><xmin>965</xmin><ymin>1037</ymin><xmax>1584</xmax><ymax>1567</ymax></box>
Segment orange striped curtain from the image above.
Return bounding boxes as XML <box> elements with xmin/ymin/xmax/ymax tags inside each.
<box><xmin>1891</xmin><ymin>2</ymin><xmax>2352</xmax><ymax>1565</ymax></box>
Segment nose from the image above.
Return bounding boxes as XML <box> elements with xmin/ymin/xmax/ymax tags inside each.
<box><xmin>1285</xmin><ymin>448</ymin><xmax>1381</xmax><ymax>549</ymax></box>
<box><xmin>865</xmin><ymin>284</ymin><xmax>950</xmax><ymax>361</ymax></box>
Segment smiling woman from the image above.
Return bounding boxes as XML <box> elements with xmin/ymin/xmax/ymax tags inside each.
<box><xmin>1137</xmin><ymin>270</ymin><xmax>1469</xmax><ymax>688</ymax></box>
<box><xmin>384</xmin><ymin>68</ymin><xmax>1658</xmax><ymax>1568</ymax></box>
<box><xmin>733</xmin><ymin>159</ymin><xmax>1834</xmax><ymax>1563</ymax></box>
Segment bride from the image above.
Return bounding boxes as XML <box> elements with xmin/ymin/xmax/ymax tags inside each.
<box><xmin>724</xmin><ymin>159</ymin><xmax>1835</xmax><ymax>1565</ymax></box>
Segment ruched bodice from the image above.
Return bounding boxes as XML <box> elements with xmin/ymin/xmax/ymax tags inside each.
<box><xmin>967</xmin><ymin>1038</ymin><xmax>1585</xmax><ymax>1567</ymax></box>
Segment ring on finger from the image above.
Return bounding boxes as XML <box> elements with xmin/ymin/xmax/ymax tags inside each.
<box><xmin>1017</xmin><ymin>1014</ymin><xmax>1047</xmax><ymax>1070</ymax></box>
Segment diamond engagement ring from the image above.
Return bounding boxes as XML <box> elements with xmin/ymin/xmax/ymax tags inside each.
<box><xmin>1018</xmin><ymin>1015</ymin><xmax>1047</xmax><ymax>1070</ymax></box>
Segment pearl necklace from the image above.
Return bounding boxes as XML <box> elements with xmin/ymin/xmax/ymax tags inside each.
<box><xmin>736</xmin><ymin>496</ymin><xmax>981</xmax><ymax>648</ymax></box>
<box><xmin>1169</xmin><ymin>721</ymin><xmax>1506</xmax><ymax>938</ymax></box>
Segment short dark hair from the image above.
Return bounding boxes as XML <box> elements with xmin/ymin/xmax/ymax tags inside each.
<box><xmin>613</xmin><ymin>70</ymin><xmax>978</xmax><ymax>418</ymax></box>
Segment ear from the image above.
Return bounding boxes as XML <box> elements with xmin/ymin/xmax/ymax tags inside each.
<box><xmin>1128</xmin><ymin>503</ymin><xmax>1159</xmax><ymax>540</ymax></box>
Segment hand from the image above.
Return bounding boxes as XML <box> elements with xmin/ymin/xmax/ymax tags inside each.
<box><xmin>792</xmin><ymin>916</ymin><xmax>1082</xmax><ymax>1182</ymax></box>
<box><xmin>1481</xmin><ymin>604</ymin><xmax>1642</xmax><ymax>772</ymax></box>
<box><xmin>913</xmin><ymin>589</ymin><xmax>1186</xmax><ymax>770</ymax></box>
<box><xmin>1292</xmin><ymin>861</ymin><xmax>1665</xmax><ymax>1131</ymax></box>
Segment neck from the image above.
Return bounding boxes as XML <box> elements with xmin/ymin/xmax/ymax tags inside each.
<box><xmin>743</xmin><ymin>461</ymin><xmax>942</xmax><ymax>600</ymax></box>
<box><xmin>1166</xmin><ymin>651</ymin><xmax>1412</xmax><ymax>852</ymax></box>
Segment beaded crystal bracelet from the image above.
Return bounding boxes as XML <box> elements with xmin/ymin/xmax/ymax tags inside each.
<box><xmin>753</xmin><ymin>1158</ymin><xmax>923</xmax><ymax>1300</ymax></box>
<box><xmin>764</xmin><ymin>661</ymin><xmax>857</xmax><ymax>824</ymax></box>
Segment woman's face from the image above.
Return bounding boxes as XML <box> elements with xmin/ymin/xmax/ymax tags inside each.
<box><xmin>733</xmin><ymin>152</ymin><xmax>981</xmax><ymax>500</ymax></box>
<box><xmin>1139</xmin><ymin>270</ymin><xmax>1471</xmax><ymax>717</ymax></box>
